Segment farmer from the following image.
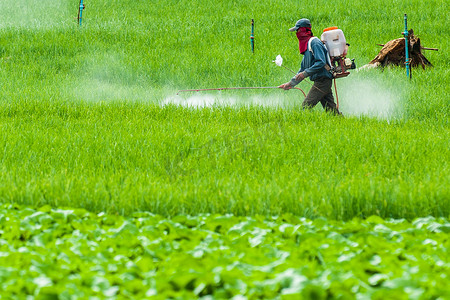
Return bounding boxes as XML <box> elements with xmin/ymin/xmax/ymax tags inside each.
<box><xmin>279</xmin><ymin>18</ymin><xmax>341</xmax><ymax>115</ymax></box>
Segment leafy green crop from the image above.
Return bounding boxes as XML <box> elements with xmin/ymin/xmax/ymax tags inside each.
<box><xmin>1</xmin><ymin>204</ymin><xmax>448</xmax><ymax>299</ymax></box>
<box><xmin>0</xmin><ymin>0</ymin><xmax>448</xmax><ymax>219</ymax></box>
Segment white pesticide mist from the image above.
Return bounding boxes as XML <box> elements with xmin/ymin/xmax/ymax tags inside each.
<box><xmin>74</xmin><ymin>79</ymin><xmax>151</xmax><ymax>103</ymax></box>
<box><xmin>70</xmin><ymin>52</ymin><xmax>154</xmax><ymax>103</ymax></box>
<box><xmin>0</xmin><ymin>0</ymin><xmax>71</xmax><ymax>29</ymax></box>
<box><xmin>164</xmin><ymin>77</ymin><xmax>403</xmax><ymax>118</ymax></box>
<box><xmin>162</xmin><ymin>93</ymin><xmax>302</xmax><ymax>108</ymax></box>
<box><xmin>162</xmin><ymin>94</ymin><xmax>235</xmax><ymax>107</ymax></box>
<box><xmin>337</xmin><ymin>73</ymin><xmax>403</xmax><ymax>120</ymax></box>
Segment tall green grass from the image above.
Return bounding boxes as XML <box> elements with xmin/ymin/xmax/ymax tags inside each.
<box><xmin>0</xmin><ymin>102</ymin><xmax>448</xmax><ymax>219</ymax></box>
<box><xmin>0</xmin><ymin>0</ymin><xmax>448</xmax><ymax>219</ymax></box>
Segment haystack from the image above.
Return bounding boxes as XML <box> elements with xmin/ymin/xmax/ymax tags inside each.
<box><xmin>368</xmin><ymin>29</ymin><xmax>435</xmax><ymax>69</ymax></box>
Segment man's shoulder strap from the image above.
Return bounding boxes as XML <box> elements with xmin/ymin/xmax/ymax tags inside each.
<box><xmin>307</xmin><ymin>36</ymin><xmax>320</xmax><ymax>54</ymax></box>
<box><xmin>308</xmin><ymin>36</ymin><xmax>332</xmax><ymax>67</ymax></box>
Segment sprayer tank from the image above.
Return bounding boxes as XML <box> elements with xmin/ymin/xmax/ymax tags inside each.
<box><xmin>321</xmin><ymin>27</ymin><xmax>347</xmax><ymax>57</ymax></box>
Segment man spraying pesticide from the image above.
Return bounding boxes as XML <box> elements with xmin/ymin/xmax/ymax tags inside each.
<box><xmin>279</xmin><ymin>18</ymin><xmax>354</xmax><ymax>115</ymax></box>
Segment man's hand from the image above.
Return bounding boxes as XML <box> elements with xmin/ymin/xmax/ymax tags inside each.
<box><xmin>295</xmin><ymin>72</ymin><xmax>306</xmax><ymax>82</ymax></box>
<box><xmin>278</xmin><ymin>82</ymin><xmax>292</xmax><ymax>90</ymax></box>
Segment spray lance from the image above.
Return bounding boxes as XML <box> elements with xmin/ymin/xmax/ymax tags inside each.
<box><xmin>177</xmin><ymin>86</ymin><xmax>306</xmax><ymax>97</ymax></box>
<box><xmin>177</xmin><ymin>36</ymin><xmax>306</xmax><ymax>97</ymax></box>
<box><xmin>177</xmin><ymin>19</ymin><xmax>306</xmax><ymax>96</ymax></box>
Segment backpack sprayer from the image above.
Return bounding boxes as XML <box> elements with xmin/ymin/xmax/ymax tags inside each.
<box><xmin>274</xmin><ymin>26</ymin><xmax>356</xmax><ymax>81</ymax></box>
<box><xmin>320</xmin><ymin>27</ymin><xmax>356</xmax><ymax>78</ymax></box>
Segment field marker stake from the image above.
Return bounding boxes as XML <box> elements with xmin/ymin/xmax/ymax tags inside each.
<box><xmin>78</xmin><ymin>0</ymin><xmax>85</xmax><ymax>26</ymax></box>
<box><xmin>250</xmin><ymin>19</ymin><xmax>255</xmax><ymax>53</ymax></box>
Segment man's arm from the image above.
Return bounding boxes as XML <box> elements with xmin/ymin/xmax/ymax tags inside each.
<box><xmin>303</xmin><ymin>41</ymin><xmax>328</xmax><ymax>76</ymax></box>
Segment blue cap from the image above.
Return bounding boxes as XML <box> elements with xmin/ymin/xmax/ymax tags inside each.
<box><xmin>289</xmin><ymin>18</ymin><xmax>312</xmax><ymax>31</ymax></box>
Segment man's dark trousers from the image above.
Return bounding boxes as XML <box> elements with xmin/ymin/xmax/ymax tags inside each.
<box><xmin>302</xmin><ymin>78</ymin><xmax>341</xmax><ymax>115</ymax></box>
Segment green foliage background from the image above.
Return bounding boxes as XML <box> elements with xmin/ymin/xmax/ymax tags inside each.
<box><xmin>0</xmin><ymin>0</ymin><xmax>449</xmax><ymax>219</ymax></box>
